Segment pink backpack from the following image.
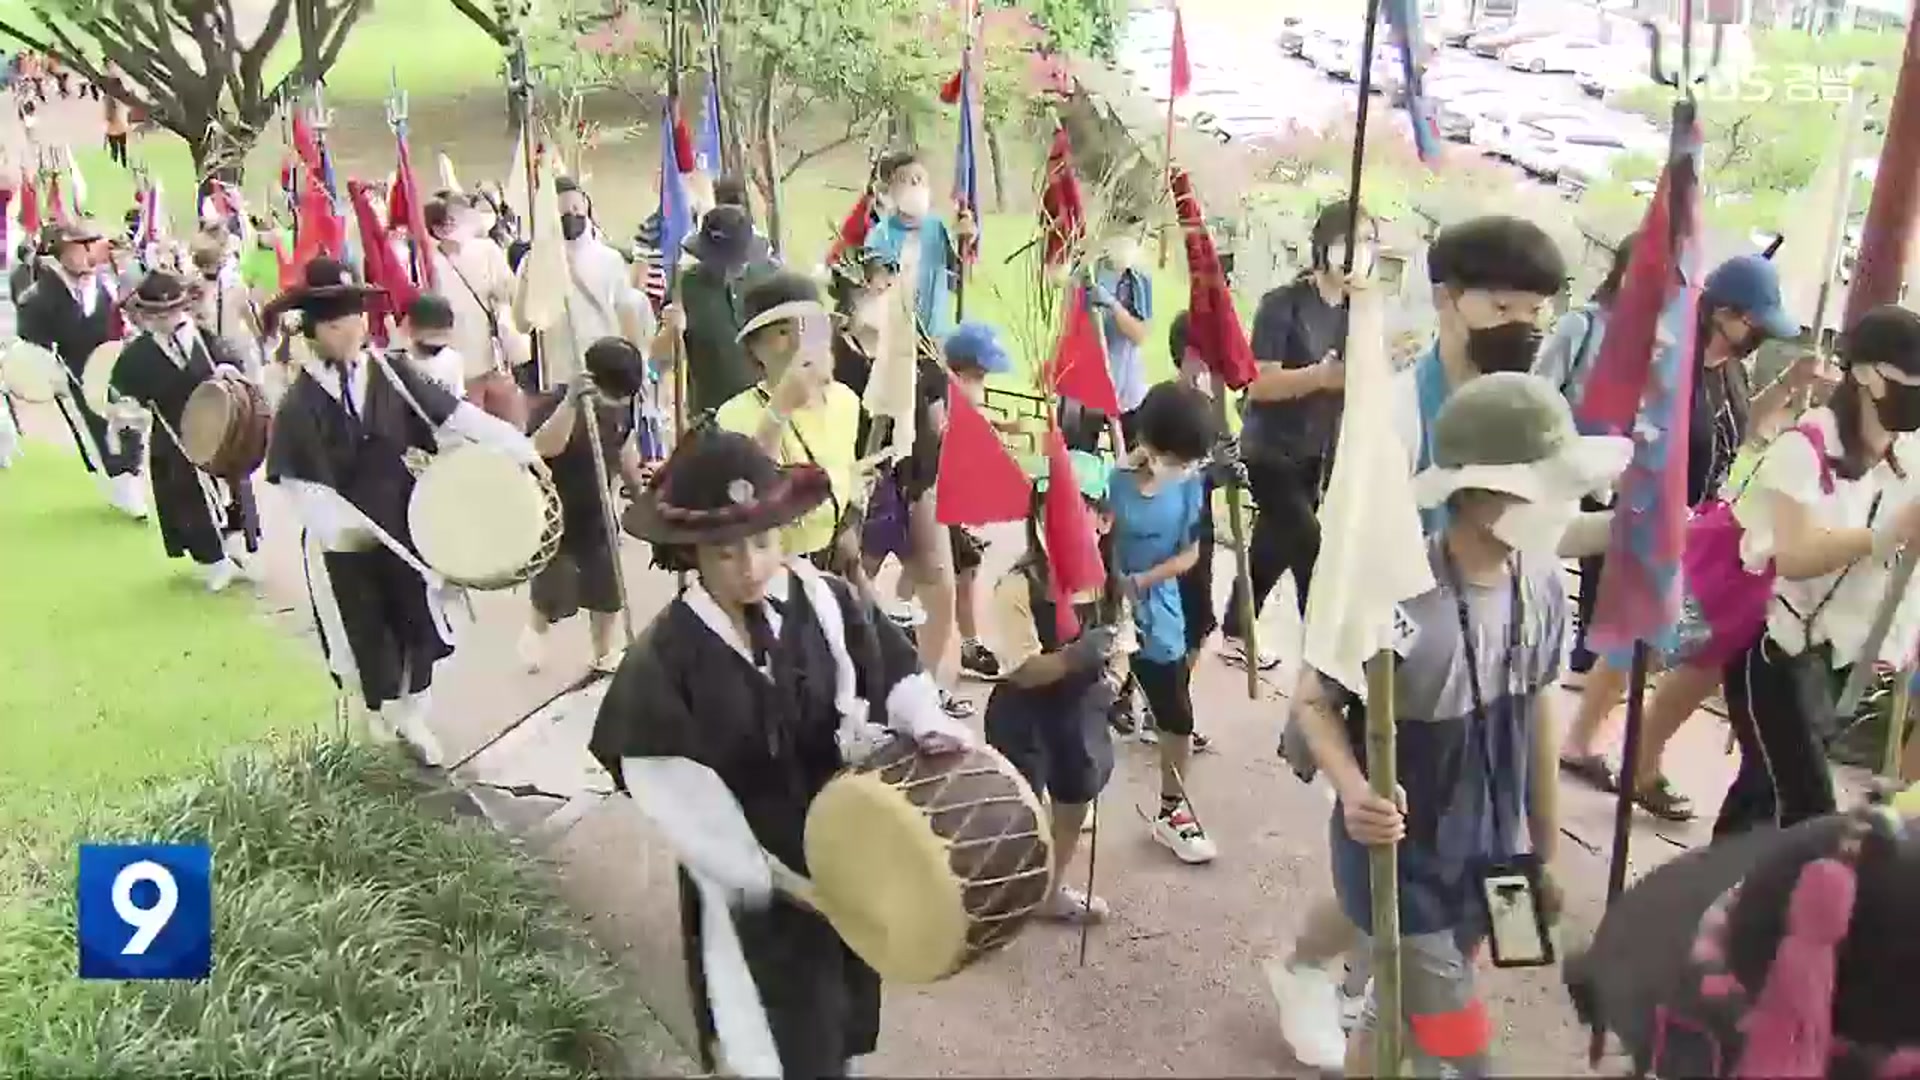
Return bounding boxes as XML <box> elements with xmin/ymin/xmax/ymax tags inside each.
<box><xmin>1675</xmin><ymin>424</ymin><xmax>1836</xmax><ymax>667</ymax></box>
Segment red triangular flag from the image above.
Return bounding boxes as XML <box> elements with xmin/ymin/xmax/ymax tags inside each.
<box><xmin>1046</xmin><ymin>288</ymin><xmax>1121</xmax><ymax>414</ymax></box>
<box><xmin>1170</xmin><ymin>3</ymin><xmax>1193</xmax><ymax>99</ymax></box>
<box><xmin>347</xmin><ymin>179</ymin><xmax>411</xmax><ymax>344</ymax></box>
<box><xmin>939</xmin><ymin>69</ymin><xmax>964</xmax><ymax>105</ymax></box>
<box><xmin>827</xmin><ymin>189</ymin><xmax>875</xmax><ymax>265</ymax></box>
<box><xmin>671</xmin><ymin>112</ymin><xmax>696</xmax><ymax>174</ymax></box>
<box><xmin>394</xmin><ymin>131</ymin><xmax>436</xmax><ymax>289</ymax></box>
<box><xmin>1042</xmin><ymin>425</ymin><xmax>1106</xmax><ymax>640</ymax></box>
<box><xmin>935</xmin><ymin>386</ymin><xmax>1033</xmax><ymax>526</ymax></box>
<box><xmin>1039</xmin><ymin>125</ymin><xmax>1084</xmax><ymax>269</ymax></box>
<box><xmin>1172</xmin><ymin>168</ymin><xmax>1258</xmax><ymax>389</ymax></box>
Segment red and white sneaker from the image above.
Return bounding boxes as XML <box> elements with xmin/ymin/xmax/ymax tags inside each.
<box><xmin>1151</xmin><ymin>800</ymin><xmax>1217</xmax><ymax>863</ymax></box>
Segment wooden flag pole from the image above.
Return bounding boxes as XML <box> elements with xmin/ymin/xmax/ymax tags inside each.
<box><xmin>1215</xmin><ymin>391</ymin><xmax>1260</xmax><ymax>702</ymax></box>
<box><xmin>1885</xmin><ymin>664</ymin><xmax>1913</xmax><ymax>779</ymax></box>
<box><xmin>1341</xmin><ymin>0</ymin><xmax>1403</xmax><ymax>1069</ymax></box>
<box><xmin>1590</xmin><ymin>641</ymin><xmax>1651</xmax><ymax>1064</ymax></box>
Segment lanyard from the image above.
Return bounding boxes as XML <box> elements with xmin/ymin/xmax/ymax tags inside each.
<box><xmin>1437</xmin><ymin>543</ymin><xmax>1524</xmax><ymax>839</ymax></box>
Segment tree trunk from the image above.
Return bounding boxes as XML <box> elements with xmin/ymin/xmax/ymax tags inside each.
<box><xmin>887</xmin><ymin>109</ymin><xmax>916</xmax><ymax>149</ymax></box>
<box><xmin>986</xmin><ymin>120</ymin><xmax>1009</xmax><ymax>212</ymax></box>
<box><xmin>754</xmin><ymin>60</ymin><xmax>784</xmax><ymax>261</ymax></box>
<box><xmin>189</xmin><ymin>136</ymin><xmax>249</xmax><ymax>214</ymax></box>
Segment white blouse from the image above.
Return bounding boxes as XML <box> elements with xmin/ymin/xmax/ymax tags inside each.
<box><xmin>1733</xmin><ymin>407</ymin><xmax>1920</xmax><ymax>668</ymax></box>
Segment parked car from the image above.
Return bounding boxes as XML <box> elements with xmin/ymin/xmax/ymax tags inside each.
<box><xmin>1436</xmin><ymin>89</ymin><xmax>1510</xmax><ymax>141</ymax></box>
<box><xmin>1468</xmin><ymin>24</ymin><xmax>1552</xmax><ymax>57</ymax></box>
<box><xmin>1300</xmin><ymin>27</ymin><xmax>1351</xmax><ymax>70</ymax></box>
<box><xmin>1465</xmin><ymin>101</ymin><xmax>1592</xmax><ymax>158</ymax></box>
<box><xmin>1558</xmin><ymin>146</ymin><xmax>1660</xmax><ymax>197</ymax></box>
<box><xmin>1501</xmin><ymin>36</ymin><xmax>1609</xmax><ymax>73</ymax></box>
<box><xmin>1575</xmin><ymin>61</ymin><xmax>1646</xmax><ymax>98</ymax></box>
<box><xmin>1510</xmin><ymin>116</ymin><xmax>1650</xmax><ymax>180</ymax></box>
<box><xmin>1279</xmin><ymin>16</ymin><xmax>1306</xmax><ymax>55</ymax></box>
<box><xmin>1327</xmin><ymin>39</ymin><xmax>1396</xmax><ymax>83</ymax></box>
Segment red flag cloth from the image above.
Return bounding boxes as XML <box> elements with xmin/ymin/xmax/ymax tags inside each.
<box><xmin>935</xmin><ymin>384</ymin><xmax>1033</xmax><ymax>526</ymax></box>
<box><xmin>292</xmin><ymin>173</ymin><xmax>344</xmax><ymax>271</ymax></box>
<box><xmin>1170</xmin><ymin>2</ymin><xmax>1193</xmax><ymax>99</ymax></box>
<box><xmin>290</xmin><ymin>114</ymin><xmax>326</xmax><ymax>177</ymax></box>
<box><xmin>826</xmin><ymin>190</ymin><xmax>875</xmax><ymax>265</ymax></box>
<box><xmin>393</xmin><ymin>132</ymin><xmax>436</xmax><ymax>289</ymax></box>
<box><xmin>19</xmin><ymin>171</ymin><xmax>38</xmax><ymax>233</ymax></box>
<box><xmin>273</xmin><ymin>232</ymin><xmax>298</xmax><ymax>290</ymax></box>
<box><xmin>672</xmin><ymin>113</ymin><xmax>696</xmax><ymax>174</ymax></box>
<box><xmin>1042</xmin><ymin>425</ymin><xmax>1107</xmax><ymax>640</ymax></box>
<box><xmin>348</xmin><ymin>179</ymin><xmax>410</xmax><ymax>345</ymax></box>
<box><xmin>1039</xmin><ymin>125</ymin><xmax>1085</xmax><ymax>269</ymax></box>
<box><xmin>1045</xmin><ymin>287</ymin><xmax>1121</xmax><ymax>414</ymax></box>
<box><xmin>46</xmin><ymin>174</ymin><xmax>66</xmax><ymax>225</ymax></box>
<box><xmin>1171</xmin><ymin>168</ymin><xmax>1258</xmax><ymax>390</ymax></box>
<box><xmin>939</xmin><ymin>69</ymin><xmax>963</xmax><ymax>104</ymax></box>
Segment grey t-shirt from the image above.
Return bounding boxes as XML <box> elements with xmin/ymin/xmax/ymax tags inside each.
<box><xmin>1322</xmin><ymin>539</ymin><xmax>1568</xmax><ymax>936</ymax></box>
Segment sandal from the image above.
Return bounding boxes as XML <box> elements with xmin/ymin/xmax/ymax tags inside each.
<box><xmin>1558</xmin><ymin>753</ymin><xmax>1619</xmax><ymax>793</ymax></box>
<box><xmin>1632</xmin><ymin>776</ymin><xmax>1696</xmax><ymax>822</ymax></box>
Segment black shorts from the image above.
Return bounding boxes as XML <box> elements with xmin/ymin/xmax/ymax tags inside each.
<box><xmin>531</xmin><ymin>530</ymin><xmax>621</xmax><ymax>621</ymax></box>
<box><xmin>950</xmin><ymin>526</ymin><xmax>985</xmax><ymax>574</ymax></box>
<box><xmin>1131</xmin><ymin>655</ymin><xmax>1195</xmax><ymax>736</ymax></box>
<box><xmin>1178</xmin><ymin>531</ymin><xmax>1217</xmax><ymax>653</ymax></box>
<box><xmin>984</xmin><ymin>683</ymin><xmax>1114</xmax><ymax>806</ymax></box>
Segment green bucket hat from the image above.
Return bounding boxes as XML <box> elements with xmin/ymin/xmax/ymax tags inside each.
<box><xmin>1020</xmin><ymin>449</ymin><xmax>1112</xmax><ymax>503</ymax></box>
<box><xmin>1411</xmin><ymin>372</ymin><xmax>1631</xmax><ymax>509</ymax></box>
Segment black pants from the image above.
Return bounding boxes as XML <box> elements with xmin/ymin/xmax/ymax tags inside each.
<box><xmin>320</xmin><ymin>547</ymin><xmax>453</xmax><ymax>711</ymax></box>
<box><xmin>1568</xmin><ymin>495</ymin><xmax>1610</xmax><ymax>674</ymax></box>
<box><xmin>106</xmin><ymin>133</ymin><xmax>128</xmax><ymax>166</ymax></box>
<box><xmin>1224</xmin><ymin>455</ymin><xmax>1323</xmax><ymax>639</ymax></box>
<box><xmin>1178</xmin><ymin>476</ymin><xmax>1218</xmax><ymax>652</ymax></box>
<box><xmin>1715</xmin><ymin>636</ymin><xmax>1839</xmax><ymax>841</ymax></box>
<box><xmin>1131</xmin><ymin>655</ymin><xmax>1195</xmax><ymax>736</ymax></box>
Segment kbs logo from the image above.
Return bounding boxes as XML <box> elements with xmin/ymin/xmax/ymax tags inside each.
<box><xmin>76</xmin><ymin>843</ymin><xmax>212</xmax><ymax>980</ymax></box>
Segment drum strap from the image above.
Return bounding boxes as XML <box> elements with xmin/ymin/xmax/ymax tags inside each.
<box><xmin>370</xmin><ymin>351</ymin><xmax>443</xmax><ymax>451</ymax></box>
<box><xmin>149</xmin><ymin>405</ymin><xmax>228</xmax><ymax>533</ymax></box>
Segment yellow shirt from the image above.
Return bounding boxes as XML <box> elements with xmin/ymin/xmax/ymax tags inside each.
<box><xmin>715</xmin><ymin>381</ymin><xmax>862</xmax><ymax>556</ymax></box>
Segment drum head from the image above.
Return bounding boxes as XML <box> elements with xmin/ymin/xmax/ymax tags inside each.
<box><xmin>805</xmin><ymin>771</ymin><xmax>972</xmax><ymax>984</ymax></box>
<box><xmin>409</xmin><ymin>445</ymin><xmax>550</xmax><ymax>586</ymax></box>
<box><xmin>180</xmin><ymin>380</ymin><xmax>236</xmax><ymax>468</ymax></box>
<box><xmin>81</xmin><ymin>340</ymin><xmax>125</xmax><ymax>416</ymax></box>
<box><xmin>1</xmin><ymin>340</ymin><xmax>61</xmax><ymax>402</ymax></box>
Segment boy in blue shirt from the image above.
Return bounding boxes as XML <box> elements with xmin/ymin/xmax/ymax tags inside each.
<box><xmin>1111</xmin><ymin>382</ymin><xmax>1220</xmax><ymax>864</ymax></box>
<box><xmin>863</xmin><ymin>150</ymin><xmax>976</xmax><ymax>345</ymax></box>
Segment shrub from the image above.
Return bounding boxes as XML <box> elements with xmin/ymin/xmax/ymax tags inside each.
<box><xmin>0</xmin><ymin>737</ymin><xmax>643</xmax><ymax>1078</ymax></box>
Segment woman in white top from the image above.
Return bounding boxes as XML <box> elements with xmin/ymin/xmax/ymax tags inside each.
<box><xmin>1717</xmin><ymin>305</ymin><xmax>1920</xmax><ymax>840</ymax></box>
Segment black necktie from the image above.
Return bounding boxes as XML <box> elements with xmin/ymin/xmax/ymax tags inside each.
<box><xmin>742</xmin><ymin>602</ymin><xmax>788</xmax><ymax>755</ymax></box>
<box><xmin>338</xmin><ymin>363</ymin><xmax>362</xmax><ymax>428</ymax></box>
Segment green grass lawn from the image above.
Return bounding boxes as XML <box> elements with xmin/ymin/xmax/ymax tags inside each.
<box><xmin>0</xmin><ymin>444</ymin><xmax>333</xmax><ymax>830</ymax></box>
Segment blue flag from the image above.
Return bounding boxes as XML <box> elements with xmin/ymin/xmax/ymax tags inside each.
<box><xmin>697</xmin><ymin>73</ymin><xmax>724</xmax><ymax>176</ymax></box>
<box><xmin>953</xmin><ymin>54</ymin><xmax>980</xmax><ymax>260</ymax></box>
<box><xmin>1383</xmin><ymin>0</ymin><xmax>1441</xmax><ymax>163</ymax></box>
<box><xmin>659</xmin><ymin>99</ymin><xmax>696</xmax><ymax>281</ymax></box>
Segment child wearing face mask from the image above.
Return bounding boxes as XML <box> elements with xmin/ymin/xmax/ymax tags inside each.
<box><xmin>519</xmin><ymin>337</ymin><xmax>654</xmax><ymax>674</ymax></box>
<box><xmin>863</xmin><ymin>150</ymin><xmax>974</xmax><ymax>346</ymax></box>
<box><xmin>1289</xmin><ymin>373</ymin><xmax>1626</xmax><ymax>1079</ymax></box>
<box><xmin>1110</xmin><ymin>382</ymin><xmax>1222</xmax><ymax>864</ymax></box>
<box><xmin>401</xmin><ymin>293</ymin><xmax>465</xmax><ymax>395</ymax></box>
<box><xmin>1708</xmin><ymin>305</ymin><xmax>1920</xmax><ymax>840</ymax></box>
<box><xmin>1063</xmin><ymin>218</ymin><xmax>1155</xmax><ymax>452</ymax></box>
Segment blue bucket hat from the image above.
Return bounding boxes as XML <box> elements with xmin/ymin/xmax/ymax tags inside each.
<box><xmin>944</xmin><ymin>321</ymin><xmax>1013</xmax><ymax>375</ymax></box>
<box><xmin>1704</xmin><ymin>254</ymin><xmax>1799</xmax><ymax>341</ymax></box>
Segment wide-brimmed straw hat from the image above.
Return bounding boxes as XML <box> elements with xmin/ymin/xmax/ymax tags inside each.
<box><xmin>735</xmin><ymin>270</ymin><xmax>828</xmax><ymax>342</ymax></box>
<box><xmin>1566</xmin><ymin>803</ymin><xmax>1919</xmax><ymax>1078</ymax></box>
<box><xmin>259</xmin><ymin>256</ymin><xmax>384</xmax><ymax>326</ymax></box>
<box><xmin>622</xmin><ymin>429</ymin><xmax>832</xmax><ymax>547</ymax></box>
<box><xmin>1411</xmin><ymin>371</ymin><xmax>1631</xmax><ymax>509</ymax></box>
<box><xmin>121</xmin><ymin>268</ymin><xmax>194</xmax><ymax>316</ymax></box>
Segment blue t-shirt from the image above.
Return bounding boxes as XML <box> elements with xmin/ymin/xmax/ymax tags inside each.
<box><xmin>1092</xmin><ymin>266</ymin><xmax>1154</xmax><ymax>414</ymax></box>
<box><xmin>1109</xmin><ymin>469</ymin><xmax>1205</xmax><ymax>663</ymax></box>
<box><xmin>865</xmin><ymin>214</ymin><xmax>956</xmax><ymax>342</ymax></box>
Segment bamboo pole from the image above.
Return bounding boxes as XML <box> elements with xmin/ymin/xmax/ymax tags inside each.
<box><xmin>1884</xmin><ymin>665</ymin><xmax>1912</xmax><ymax>780</ymax></box>
<box><xmin>1213</xmin><ymin>391</ymin><xmax>1259</xmax><ymax>701</ymax></box>
<box><xmin>579</xmin><ymin>384</ymin><xmax>639</xmax><ymax>646</ymax></box>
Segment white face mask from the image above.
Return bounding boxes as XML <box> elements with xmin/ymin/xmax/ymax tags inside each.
<box><xmin>1106</xmin><ymin>237</ymin><xmax>1141</xmax><ymax>270</ymax></box>
<box><xmin>1489</xmin><ymin>498</ymin><xmax>1577</xmax><ymax>555</ymax></box>
<box><xmin>1324</xmin><ymin>241</ymin><xmax>1376</xmax><ymax>279</ymax></box>
<box><xmin>893</xmin><ymin>185</ymin><xmax>932</xmax><ymax>220</ymax></box>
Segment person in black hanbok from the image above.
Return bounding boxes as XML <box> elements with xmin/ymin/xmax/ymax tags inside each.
<box><xmin>264</xmin><ymin>258</ymin><xmax>537</xmax><ymax>765</ymax></box>
<box><xmin>17</xmin><ymin>220</ymin><xmax>146</xmax><ymax>517</ymax></box>
<box><xmin>588</xmin><ymin>430</ymin><xmax>975</xmax><ymax>1079</ymax></box>
<box><xmin>110</xmin><ymin>269</ymin><xmax>262</xmax><ymax>591</ymax></box>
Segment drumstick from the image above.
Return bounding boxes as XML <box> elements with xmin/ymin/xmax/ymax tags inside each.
<box><xmin>1078</xmin><ymin>793</ymin><xmax>1100</xmax><ymax>967</ymax></box>
<box><xmin>579</xmin><ymin>383</ymin><xmax>640</xmax><ymax>646</ymax></box>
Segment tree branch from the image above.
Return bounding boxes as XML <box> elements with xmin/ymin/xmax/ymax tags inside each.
<box><xmin>779</xmin><ymin>121</ymin><xmax>862</xmax><ymax>182</ymax></box>
<box><xmin>449</xmin><ymin>0</ymin><xmax>512</xmax><ymax>45</ymax></box>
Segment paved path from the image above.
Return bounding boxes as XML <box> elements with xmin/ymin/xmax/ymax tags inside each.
<box><xmin>17</xmin><ymin>392</ymin><xmax>1853</xmax><ymax>1076</ymax></box>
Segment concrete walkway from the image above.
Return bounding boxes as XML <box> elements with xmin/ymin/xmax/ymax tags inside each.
<box><xmin>18</xmin><ymin>391</ymin><xmax>1867</xmax><ymax>1076</ymax></box>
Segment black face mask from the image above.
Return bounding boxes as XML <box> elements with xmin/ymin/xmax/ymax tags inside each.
<box><xmin>560</xmin><ymin>214</ymin><xmax>588</xmax><ymax>242</ymax></box>
<box><xmin>414</xmin><ymin>342</ymin><xmax>448</xmax><ymax>356</ymax></box>
<box><xmin>1465</xmin><ymin>321</ymin><xmax>1542</xmax><ymax>374</ymax></box>
<box><xmin>1875</xmin><ymin>378</ymin><xmax>1920</xmax><ymax>433</ymax></box>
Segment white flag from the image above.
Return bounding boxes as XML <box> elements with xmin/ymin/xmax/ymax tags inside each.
<box><xmin>515</xmin><ymin>147</ymin><xmax>571</xmax><ymax>342</ymax></box>
<box><xmin>436</xmin><ymin>152</ymin><xmax>460</xmax><ymax>195</ymax></box>
<box><xmin>64</xmin><ymin>146</ymin><xmax>86</xmax><ymax>217</ymax></box>
<box><xmin>1779</xmin><ymin>88</ymin><xmax>1870</xmax><ymax>333</ymax></box>
<box><xmin>1301</xmin><ymin>281</ymin><xmax>1435</xmax><ymax>696</ymax></box>
<box><xmin>862</xmin><ymin>266</ymin><xmax>918</xmax><ymax>463</ymax></box>
<box><xmin>504</xmin><ymin>129</ymin><xmax>531</xmax><ymax>223</ymax></box>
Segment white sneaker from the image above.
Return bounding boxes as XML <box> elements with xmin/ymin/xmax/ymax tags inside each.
<box><xmin>1150</xmin><ymin>800</ymin><xmax>1217</xmax><ymax>863</ymax></box>
<box><xmin>517</xmin><ymin>626</ymin><xmax>547</xmax><ymax>673</ymax></box>
<box><xmin>592</xmin><ymin>647</ymin><xmax>624</xmax><ymax>674</ymax></box>
<box><xmin>1221</xmin><ymin>635</ymin><xmax>1281</xmax><ymax>672</ymax></box>
<box><xmin>200</xmin><ymin>558</ymin><xmax>236</xmax><ymax>593</ymax></box>
<box><xmin>1263</xmin><ymin>958</ymin><xmax>1350</xmax><ymax>1072</ymax></box>
<box><xmin>386</xmin><ymin>691</ymin><xmax>445</xmax><ymax>767</ymax></box>
<box><xmin>225</xmin><ymin>537</ymin><xmax>261</xmax><ymax>582</ymax></box>
<box><xmin>1341</xmin><ymin>978</ymin><xmax>1370</xmax><ymax>1032</ymax></box>
<box><xmin>111</xmin><ymin>474</ymin><xmax>149</xmax><ymax>519</ymax></box>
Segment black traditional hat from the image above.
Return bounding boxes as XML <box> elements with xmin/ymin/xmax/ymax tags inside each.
<box><xmin>122</xmin><ymin>268</ymin><xmax>194</xmax><ymax>315</ymax></box>
<box><xmin>1566</xmin><ymin>804</ymin><xmax>1920</xmax><ymax>1079</ymax></box>
<box><xmin>259</xmin><ymin>256</ymin><xmax>384</xmax><ymax>326</ymax></box>
<box><xmin>684</xmin><ymin>205</ymin><xmax>753</xmax><ymax>268</ymax></box>
<box><xmin>622</xmin><ymin>429</ymin><xmax>831</xmax><ymax>548</ymax></box>
<box><xmin>40</xmin><ymin>220</ymin><xmax>103</xmax><ymax>251</ymax></box>
<box><xmin>735</xmin><ymin>270</ymin><xmax>826</xmax><ymax>342</ymax></box>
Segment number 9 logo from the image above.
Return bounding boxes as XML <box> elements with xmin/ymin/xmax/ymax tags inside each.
<box><xmin>112</xmin><ymin>859</ymin><xmax>179</xmax><ymax>956</ymax></box>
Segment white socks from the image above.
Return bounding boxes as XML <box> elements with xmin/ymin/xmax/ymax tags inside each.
<box><xmin>381</xmin><ymin>690</ymin><xmax>445</xmax><ymax>767</ymax></box>
<box><xmin>110</xmin><ymin>473</ymin><xmax>149</xmax><ymax>518</ymax></box>
<box><xmin>199</xmin><ymin>558</ymin><xmax>237</xmax><ymax>593</ymax></box>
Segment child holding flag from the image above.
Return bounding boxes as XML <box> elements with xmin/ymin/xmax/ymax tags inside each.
<box><xmin>864</xmin><ymin>151</ymin><xmax>974</xmax><ymax>346</ymax></box>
